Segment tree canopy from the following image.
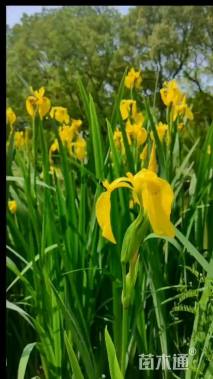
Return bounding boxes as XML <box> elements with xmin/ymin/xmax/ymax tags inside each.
<box><xmin>6</xmin><ymin>5</ymin><xmax>213</xmax><ymax>125</ymax></box>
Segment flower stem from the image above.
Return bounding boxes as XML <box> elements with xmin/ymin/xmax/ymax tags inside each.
<box><xmin>121</xmin><ymin>263</ymin><xmax>129</xmax><ymax>376</ymax></box>
<box><xmin>32</xmin><ymin>116</ymin><xmax>37</xmax><ymax>199</ymax></box>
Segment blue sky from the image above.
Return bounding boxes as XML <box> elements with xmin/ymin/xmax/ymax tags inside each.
<box><xmin>6</xmin><ymin>5</ymin><xmax>132</xmax><ymax>27</ymax></box>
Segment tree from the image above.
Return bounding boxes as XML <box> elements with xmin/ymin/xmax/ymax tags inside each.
<box><xmin>6</xmin><ymin>5</ymin><xmax>213</xmax><ymax>124</ymax></box>
<box><xmin>6</xmin><ymin>6</ymin><xmax>122</xmax><ymax>123</ymax></box>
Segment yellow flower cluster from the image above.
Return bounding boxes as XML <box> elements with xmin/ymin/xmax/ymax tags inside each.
<box><xmin>49</xmin><ymin>117</ymin><xmax>87</xmax><ymax>163</ymax></box>
<box><xmin>26</xmin><ymin>87</ymin><xmax>51</xmax><ymax>119</ymax></box>
<box><xmin>115</xmin><ymin>99</ymin><xmax>147</xmax><ymax>152</ymax></box>
<box><xmin>160</xmin><ymin>80</ymin><xmax>193</xmax><ymax>122</ymax></box>
<box><xmin>8</xmin><ymin>86</ymin><xmax>88</xmax><ymax>167</ymax></box>
<box><xmin>124</xmin><ymin>68</ymin><xmax>142</xmax><ymax>89</ymax></box>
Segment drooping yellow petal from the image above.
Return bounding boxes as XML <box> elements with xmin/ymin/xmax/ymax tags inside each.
<box><xmin>50</xmin><ymin>106</ymin><xmax>70</xmax><ymax>124</ymax></box>
<box><xmin>38</xmin><ymin>97</ymin><xmax>51</xmax><ymax>119</ymax></box>
<box><xmin>142</xmin><ymin>178</ymin><xmax>175</xmax><ymax>237</ymax></box>
<box><xmin>135</xmin><ymin>125</ymin><xmax>147</xmax><ymax>146</ymax></box>
<box><xmin>6</xmin><ymin>107</ymin><xmax>16</xmax><ymax>126</ymax></box>
<box><xmin>140</xmin><ymin>144</ymin><xmax>148</xmax><ymax>161</ymax></box>
<box><xmin>96</xmin><ymin>191</ymin><xmax>116</xmax><ymax>244</ymax></box>
<box><xmin>26</xmin><ymin>96</ymin><xmax>37</xmax><ymax>117</ymax></box>
<box><xmin>107</xmin><ymin>177</ymin><xmax>132</xmax><ymax>192</ymax></box>
<box><xmin>74</xmin><ymin>138</ymin><xmax>87</xmax><ymax>161</ymax></box>
<box><xmin>133</xmin><ymin>169</ymin><xmax>175</xmax><ymax>238</ymax></box>
<box><xmin>148</xmin><ymin>143</ymin><xmax>158</xmax><ymax>173</ymax></box>
<box><xmin>96</xmin><ymin>178</ymin><xmax>132</xmax><ymax>243</ymax></box>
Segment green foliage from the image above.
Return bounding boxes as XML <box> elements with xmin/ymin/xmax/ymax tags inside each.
<box><xmin>6</xmin><ymin>6</ymin><xmax>213</xmax><ymax>126</ymax></box>
<box><xmin>6</xmin><ymin>7</ymin><xmax>213</xmax><ymax>378</ymax></box>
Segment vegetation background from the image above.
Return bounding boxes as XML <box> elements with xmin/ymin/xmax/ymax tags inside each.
<box><xmin>6</xmin><ymin>5</ymin><xmax>213</xmax><ymax>379</ymax></box>
<box><xmin>7</xmin><ymin>6</ymin><xmax>213</xmax><ymax>127</ymax></box>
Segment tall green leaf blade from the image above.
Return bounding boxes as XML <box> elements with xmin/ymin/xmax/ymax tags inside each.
<box><xmin>104</xmin><ymin>327</ymin><xmax>123</xmax><ymax>379</ymax></box>
<box><xmin>89</xmin><ymin>95</ymin><xmax>105</xmax><ymax>179</ymax></box>
<box><xmin>64</xmin><ymin>332</ymin><xmax>85</xmax><ymax>379</ymax></box>
<box><xmin>17</xmin><ymin>342</ymin><xmax>37</xmax><ymax>379</ymax></box>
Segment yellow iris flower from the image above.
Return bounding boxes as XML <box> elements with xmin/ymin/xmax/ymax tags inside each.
<box><xmin>26</xmin><ymin>87</ymin><xmax>51</xmax><ymax>119</ymax></box>
<box><xmin>124</xmin><ymin>68</ymin><xmax>142</xmax><ymax>89</ymax></box>
<box><xmin>160</xmin><ymin>81</ymin><xmax>193</xmax><ymax>122</ymax></box>
<box><xmin>120</xmin><ymin>100</ymin><xmax>137</xmax><ymax>120</ymax></box>
<box><xmin>71</xmin><ymin>119</ymin><xmax>82</xmax><ymax>132</ymax></box>
<box><xmin>96</xmin><ymin>169</ymin><xmax>175</xmax><ymax>244</ymax></box>
<box><xmin>8</xmin><ymin>200</ymin><xmax>17</xmax><ymax>214</ymax></box>
<box><xmin>160</xmin><ymin>80</ymin><xmax>184</xmax><ymax>107</ymax></box>
<box><xmin>6</xmin><ymin>107</ymin><xmax>16</xmax><ymax>127</ymax></box>
<box><xmin>14</xmin><ymin>131</ymin><xmax>28</xmax><ymax>149</ymax></box>
<box><xmin>50</xmin><ymin>106</ymin><xmax>70</xmax><ymax>124</ymax></box>
<box><xmin>59</xmin><ymin>124</ymin><xmax>75</xmax><ymax>145</ymax></box>
<box><xmin>150</xmin><ymin>122</ymin><xmax>168</xmax><ymax>142</ymax></box>
<box><xmin>172</xmin><ymin>96</ymin><xmax>193</xmax><ymax>121</ymax></box>
<box><xmin>125</xmin><ymin>119</ymin><xmax>147</xmax><ymax>146</ymax></box>
<box><xmin>73</xmin><ymin>137</ymin><xmax>87</xmax><ymax>161</ymax></box>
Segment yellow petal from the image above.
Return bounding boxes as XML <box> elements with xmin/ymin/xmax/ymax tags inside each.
<box><xmin>134</xmin><ymin>112</ymin><xmax>144</xmax><ymax>126</ymax></box>
<box><xmin>108</xmin><ymin>177</ymin><xmax>132</xmax><ymax>192</ymax></box>
<box><xmin>74</xmin><ymin>138</ymin><xmax>87</xmax><ymax>161</ymax></box>
<box><xmin>155</xmin><ymin>122</ymin><xmax>168</xmax><ymax>141</ymax></box>
<box><xmin>124</xmin><ymin>68</ymin><xmax>142</xmax><ymax>89</ymax></box>
<box><xmin>135</xmin><ymin>126</ymin><xmax>147</xmax><ymax>146</ymax></box>
<box><xmin>38</xmin><ymin>97</ymin><xmax>51</xmax><ymax>119</ymax></box>
<box><xmin>124</xmin><ymin>76</ymin><xmax>133</xmax><ymax>89</ymax></box>
<box><xmin>50</xmin><ymin>107</ymin><xmax>70</xmax><ymax>124</ymax></box>
<box><xmin>133</xmin><ymin>170</ymin><xmax>175</xmax><ymax>237</ymax></box>
<box><xmin>96</xmin><ymin>191</ymin><xmax>116</xmax><ymax>244</ymax></box>
<box><xmin>8</xmin><ymin>200</ymin><xmax>17</xmax><ymax>214</ymax></box>
<box><xmin>140</xmin><ymin>144</ymin><xmax>148</xmax><ymax>161</ymax></box>
<box><xmin>6</xmin><ymin>107</ymin><xmax>16</xmax><ymax>126</ymax></box>
<box><xmin>14</xmin><ymin>131</ymin><xmax>26</xmax><ymax>149</ymax></box>
<box><xmin>34</xmin><ymin>87</ymin><xmax>45</xmax><ymax>98</ymax></box>
<box><xmin>120</xmin><ymin>100</ymin><xmax>136</xmax><ymax>120</ymax></box>
<box><xmin>26</xmin><ymin>96</ymin><xmax>37</xmax><ymax>117</ymax></box>
<box><xmin>143</xmin><ymin>179</ymin><xmax>175</xmax><ymax>237</ymax></box>
<box><xmin>148</xmin><ymin>143</ymin><xmax>158</xmax><ymax>173</ymax></box>
<box><xmin>96</xmin><ymin>178</ymin><xmax>132</xmax><ymax>243</ymax></box>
